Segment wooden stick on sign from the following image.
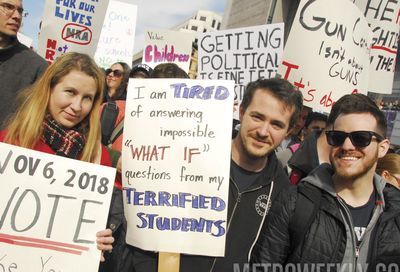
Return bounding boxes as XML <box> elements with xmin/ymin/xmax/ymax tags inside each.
<box><xmin>158</xmin><ymin>252</ymin><xmax>180</xmax><ymax>272</ymax></box>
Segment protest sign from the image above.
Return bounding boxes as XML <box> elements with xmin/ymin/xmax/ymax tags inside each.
<box><xmin>38</xmin><ymin>0</ymin><xmax>109</xmax><ymax>64</ymax></box>
<box><xmin>17</xmin><ymin>33</ymin><xmax>33</xmax><ymax>48</ymax></box>
<box><xmin>142</xmin><ymin>29</ymin><xmax>196</xmax><ymax>73</ymax></box>
<box><xmin>94</xmin><ymin>0</ymin><xmax>137</xmax><ymax>68</ymax></box>
<box><xmin>353</xmin><ymin>0</ymin><xmax>400</xmax><ymax>94</ymax></box>
<box><xmin>122</xmin><ymin>79</ymin><xmax>234</xmax><ymax>256</ymax></box>
<box><xmin>279</xmin><ymin>0</ymin><xmax>372</xmax><ymax>113</ymax></box>
<box><xmin>198</xmin><ymin>23</ymin><xmax>284</xmax><ymax>104</ymax></box>
<box><xmin>0</xmin><ymin>143</ymin><xmax>115</xmax><ymax>271</ymax></box>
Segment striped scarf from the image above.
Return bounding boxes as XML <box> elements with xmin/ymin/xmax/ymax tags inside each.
<box><xmin>42</xmin><ymin>116</ymin><xmax>85</xmax><ymax>159</ymax></box>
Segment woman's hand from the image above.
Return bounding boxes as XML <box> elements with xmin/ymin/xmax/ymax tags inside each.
<box><xmin>96</xmin><ymin>229</ymin><xmax>114</xmax><ymax>262</ymax></box>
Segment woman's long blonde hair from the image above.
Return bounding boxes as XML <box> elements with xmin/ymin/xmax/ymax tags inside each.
<box><xmin>4</xmin><ymin>52</ymin><xmax>105</xmax><ymax>163</ymax></box>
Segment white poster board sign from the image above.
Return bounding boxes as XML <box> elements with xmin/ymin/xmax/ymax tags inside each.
<box><xmin>279</xmin><ymin>0</ymin><xmax>372</xmax><ymax>113</ymax></box>
<box><xmin>353</xmin><ymin>0</ymin><xmax>400</xmax><ymax>94</ymax></box>
<box><xmin>38</xmin><ymin>0</ymin><xmax>109</xmax><ymax>64</ymax></box>
<box><xmin>17</xmin><ymin>33</ymin><xmax>33</xmax><ymax>48</ymax></box>
<box><xmin>198</xmin><ymin>23</ymin><xmax>284</xmax><ymax>104</ymax></box>
<box><xmin>142</xmin><ymin>29</ymin><xmax>196</xmax><ymax>73</ymax></box>
<box><xmin>94</xmin><ymin>0</ymin><xmax>137</xmax><ymax>68</ymax></box>
<box><xmin>122</xmin><ymin>79</ymin><xmax>234</xmax><ymax>256</ymax></box>
<box><xmin>0</xmin><ymin>143</ymin><xmax>115</xmax><ymax>271</ymax></box>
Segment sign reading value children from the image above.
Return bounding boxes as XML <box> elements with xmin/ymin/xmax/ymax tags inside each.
<box><xmin>94</xmin><ymin>0</ymin><xmax>137</xmax><ymax>68</ymax></box>
<box><xmin>38</xmin><ymin>0</ymin><xmax>109</xmax><ymax>63</ymax></box>
<box><xmin>198</xmin><ymin>23</ymin><xmax>284</xmax><ymax>103</ymax></box>
<box><xmin>142</xmin><ymin>29</ymin><xmax>196</xmax><ymax>73</ymax></box>
<box><xmin>279</xmin><ymin>0</ymin><xmax>372</xmax><ymax>113</ymax></box>
<box><xmin>353</xmin><ymin>0</ymin><xmax>400</xmax><ymax>94</ymax></box>
<box><xmin>122</xmin><ymin>79</ymin><xmax>234</xmax><ymax>256</ymax></box>
<box><xmin>0</xmin><ymin>143</ymin><xmax>115</xmax><ymax>271</ymax></box>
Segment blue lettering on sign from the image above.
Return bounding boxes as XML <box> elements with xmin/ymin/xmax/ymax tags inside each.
<box><xmin>124</xmin><ymin>189</ymin><xmax>226</xmax><ymax>211</ymax></box>
<box><xmin>126</xmin><ymin>189</ymin><xmax>227</xmax><ymax>236</ymax></box>
<box><xmin>136</xmin><ymin>213</ymin><xmax>226</xmax><ymax>237</ymax></box>
<box><xmin>54</xmin><ymin>0</ymin><xmax>94</xmax><ymax>27</ymax></box>
<box><xmin>171</xmin><ymin>83</ymin><xmax>230</xmax><ymax>100</ymax></box>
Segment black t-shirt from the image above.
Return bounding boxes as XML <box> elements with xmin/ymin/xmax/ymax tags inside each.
<box><xmin>345</xmin><ymin>190</ymin><xmax>376</xmax><ymax>245</ymax></box>
<box><xmin>231</xmin><ymin>160</ymin><xmax>262</xmax><ymax>192</ymax></box>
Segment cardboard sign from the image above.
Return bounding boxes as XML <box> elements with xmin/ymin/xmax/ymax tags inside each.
<box><xmin>142</xmin><ymin>29</ymin><xmax>196</xmax><ymax>73</ymax></box>
<box><xmin>279</xmin><ymin>0</ymin><xmax>372</xmax><ymax>112</ymax></box>
<box><xmin>38</xmin><ymin>0</ymin><xmax>109</xmax><ymax>63</ymax></box>
<box><xmin>94</xmin><ymin>0</ymin><xmax>137</xmax><ymax>68</ymax></box>
<box><xmin>0</xmin><ymin>143</ymin><xmax>115</xmax><ymax>271</ymax></box>
<box><xmin>122</xmin><ymin>79</ymin><xmax>234</xmax><ymax>256</ymax></box>
<box><xmin>353</xmin><ymin>0</ymin><xmax>400</xmax><ymax>94</ymax></box>
<box><xmin>198</xmin><ymin>23</ymin><xmax>284</xmax><ymax>103</ymax></box>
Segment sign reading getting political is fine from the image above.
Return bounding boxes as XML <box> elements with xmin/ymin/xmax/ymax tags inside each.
<box><xmin>0</xmin><ymin>143</ymin><xmax>115</xmax><ymax>271</ymax></box>
<box><xmin>279</xmin><ymin>0</ymin><xmax>372</xmax><ymax>113</ymax></box>
<box><xmin>38</xmin><ymin>0</ymin><xmax>109</xmax><ymax>64</ymax></box>
<box><xmin>122</xmin><ymin>79</ymin><xmax>234</xmax><ymax>256</ymax></box>
<box><xmin>142</xmin><ymin>29</ymin><xmax>196</xmax><ymax>73</ymax></box>
<box><xmin>198</xmin><ymin>23</ymin><xmax>284</xmax><ymax>104</ymax></box>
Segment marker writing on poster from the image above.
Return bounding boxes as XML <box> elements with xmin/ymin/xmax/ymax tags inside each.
<box><xmin>123</xmin><ymin>188</ymin><xmax>226</xmax><ymax>237</ymax></box>
<box><xmin>54</xmin><ymin>0</ymin><xmax>94</xmax><ymax>27</ymax></box>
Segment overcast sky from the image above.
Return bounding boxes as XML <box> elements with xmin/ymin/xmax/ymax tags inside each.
<box><xmin>22</xmin><ymin>0</ymin><xmax>227</xmax><ymax>53</ymax></box>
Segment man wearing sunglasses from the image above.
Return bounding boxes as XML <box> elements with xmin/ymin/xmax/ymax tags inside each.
<box><xmin>0</xmin><ymin>0</ymin><xmax>47</xmax><ymax>129</ymax></box>
<box><xmin>252</xmin><ymin>94</ymin><xmax>400</xmax><ymax>270</ymax></box>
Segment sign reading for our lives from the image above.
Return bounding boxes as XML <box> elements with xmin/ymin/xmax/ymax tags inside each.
<box><xmin>0</xmin><ymin>143</ymin><xmax>115</xmax><ymax>271</ymax></box>
<box><xmin>38</xmin><ymin>0</ymin><xmax>109</xmax><ymax>64</ymax></box>
<box><xmin>142</xmin><ymin>29</ymin><xmax>196</xmax><ymax>73</ymax></box>
<box><xmin>198</xmin><ymin>23</ymin><xmax>284</xmax><ymax>103</ymax></box>
<box><xmin>122</xmin><ymin>79</ymin><xmax>234</xmax><ymax>256</ymax></box>
<box><xmin>94</xmin><ymin>0</ymin><xmax>137</xmax><ymax>68</ymax></box>
<box><xmin>279</xmin><ymin>0</ymin><xmax>372</xmax><ymax>113</ymax></box>
<box><xmin>353</xmin><ymin>0</ymin><xmax>400</xmax><ymax>94</ymax></box>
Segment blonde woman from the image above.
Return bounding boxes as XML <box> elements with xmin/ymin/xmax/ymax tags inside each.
<box><xmin>0</xmin><ymin>52</ymin><xmax>110</xmax><ymax>165</ymax></box>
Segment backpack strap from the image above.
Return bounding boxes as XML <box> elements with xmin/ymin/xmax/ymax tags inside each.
<box><xmin>100</xmin><ymin>101</ymin><xmax>119</xmax><ymax>146</ymax></box>
<box><xmin>289</xmin><ymin>183</ymin><xmax>322</xmax><ymax>252</ymax></box>
<box><xmin>109</xmin><ymin>118</ymin><xmax>124</xmax><ymax>145</ymax></box>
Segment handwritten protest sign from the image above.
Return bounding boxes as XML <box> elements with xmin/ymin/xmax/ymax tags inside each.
<box><xmin>94</xmin><ymin>0</ymin><xmax>137</xmax><ymax>68</ymax></box>
<box><xmin>0</xmin><ymin>143</ymin><xmax>115</xmax><ymax>271</ymax></box>
<box><xmin>279</xmin><ymin>0</ymin><xmax>372</xmax><ymax>113</ymax></box>
<box><xmin>142</xmin><ymin>29</ymin><xmax>196</xmax><ymax>73</ymax></box>
<box><xmin>38</xmin><ymin>0</ymin><xmax>109</xmax><ymax>63</ymax></box>
<box><xmin>122</xmin><ymin>79</ymin><xmax>234</xmax><ymax>256</ymax></box>
<box><xmin>353</xmin><ymin>0</ymin><xmax>400</xmax><ymax>94</ymax></box>
<box><xmin>198</xmin><ymin>23</ymin><xmax>284</xmax><ymax>104</ymax></box>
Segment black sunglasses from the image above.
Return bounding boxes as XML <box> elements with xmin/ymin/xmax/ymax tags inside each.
<box><xmin>105</xmin><ymin>69</ymin><xmax>123</xmax><ymax>78</ymax></box>
<box><xmin>325</xmin><ymin>130</ymin><xmax>384</xmax><ymax>148</ymax></box>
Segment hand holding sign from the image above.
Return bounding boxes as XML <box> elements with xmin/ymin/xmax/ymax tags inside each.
<box><xmin>122</xmin><ymin>79</ymin><xmax>234</xmax><ymax>257</ymax></box>
<box><xmin>0</xmin><ymin>143</ymin><xmax>115</xmax><ymax>272</ymax></box>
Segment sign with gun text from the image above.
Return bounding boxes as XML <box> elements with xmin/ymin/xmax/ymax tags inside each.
<box><xmin>142</xmin><ymin>29</ymin><xmax>196</xmax><ymax>73</ymax></box>
<box><xmin>38</xmin><ymin>0</ymin><xmax>109</xmax><ymax>63</ymax></box>
<box><xmin>279</xmin><ymin>0</ymin><xmax>372</xmax><ymax>112</ymax></box>
<box><xmin>0</xmin><ymin>143</ymin><xmax>115</xmax><ymax>271</ymax></box>
<box><xmin>198</xmin><ymin>23</ymin><xmax>284</xmax><ymax>107</ymax></box>
<box><xmin>122</xmin><ymin>79</ymin><xmax>234</xmax><ymax>256</ymax></box>
<box><xmin>353</xmin><ymin>0</ymin><xmax>400</xmax><ymax>94</ymax></box>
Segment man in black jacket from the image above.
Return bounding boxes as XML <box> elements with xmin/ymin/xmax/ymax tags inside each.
<box><xmin>251</xmin><ymin>94</ymin><xmax>400</xmax><ymax>271</ymax></box>
<box><xmin>97</xmin><ymin>78</ymin><xmax>303</xmax><ymax>272</ymax></box>
<box><xmin>0</xmin><ymin>0</ymin><xmax>47</xmax><ymax>128</ymax></box>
